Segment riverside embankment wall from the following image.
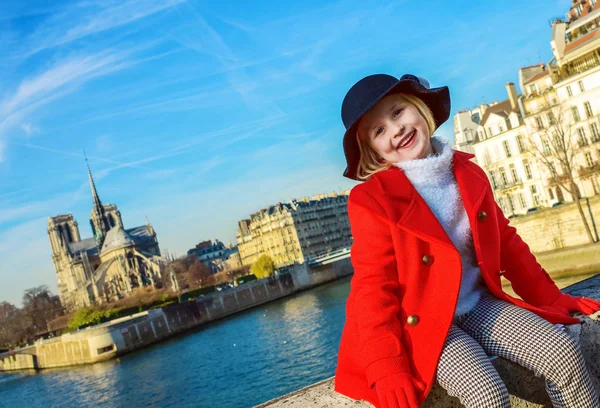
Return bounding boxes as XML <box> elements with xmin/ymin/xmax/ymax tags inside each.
<box><xmin>0</xmin><ymin>258</ymin><xmax>353</xmax><ymax>372</ymax></box>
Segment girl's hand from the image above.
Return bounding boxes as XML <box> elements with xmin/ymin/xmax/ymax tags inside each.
<box><xmin>549</xmin><ymin>293</ymin><xmax>600</xmax><ymax>315</ymax></box>
<box><xmin>375</xmin><ymin>372</ymin><xmax>425</xmax><ymax>408</ymax></box>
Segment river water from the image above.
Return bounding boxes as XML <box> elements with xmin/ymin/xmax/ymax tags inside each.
<box><xmin>0</xmin><ymin>276</ymin><xmax>351</xmax><ymax>408</ymax></box>
<box><xmin>0</xmin><ymin>272</ymin><xmax>597</xmax><ymax>408</ymax></box>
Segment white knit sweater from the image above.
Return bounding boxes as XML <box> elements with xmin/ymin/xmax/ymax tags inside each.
<box><xmin>393</xmin><ymin>137</ymin><xmax>489</xmax><ymax>316</ymax></box>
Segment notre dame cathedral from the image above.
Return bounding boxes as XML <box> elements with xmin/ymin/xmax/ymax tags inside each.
<box><xmin>48</xmin><ymin>163</ymin><xmax>164</xmax><ymax>311</ymax></box>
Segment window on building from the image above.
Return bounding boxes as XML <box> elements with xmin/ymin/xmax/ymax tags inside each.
<box><xmin>592</xmin><ymin>177</ymin><xmax>600</xmax><ymax>194</ymax></box>
<box><xmin>591</xmin><ymin>123</ymin><xmax>600</xmax><ymax>142</ymax></box>
<box><xmin>483</xmin><ymin>149</ymin><xmax>491</xmax><ymax>166</ymax></box>
<box><xmin>586</xmin><ymin>152</ymin><xmax>594</xmax><ymax>167</ymax></box>
<box><xmin>584</xmin><ymin>101</ymin><xmax>593</xmax><ymax>118</ymax></box>
<box><xmin>535</xmin><ymin>116</ymin><xmax>544</xmax><ymax>129</ymax></box>
<box><xmin>499</xmin><ymin>167</ymin><xmax>508</xmax><ymax>185</ymax></box>
<box><xmin>518</xmin><ymin>193</ymin><xmax>526</xmax><ymax>209</ymax></box>
<box><xmin>523</xmin><ymin>160</ymin><xmax>533</xmax><ymax>179</ymax></box>
<box><xmin>510</xmin><ymin>164</ymin><xmax>519</xmax><ymax>183</ymax></box>
<box><xmin>572</xmin><ymin>106</ymin><xmax>581</xmax><ymax>122</ymax></box>
<box><xmin>487</xmin><ymin>127</ymin><xmax>493</xmax><ymax>136</ymax></box>
<box><xmin>498</xmin><ymin>124</ymin><xmax>504</xmax><ymax>133</ymax></box>
<box><xmin>549</xmin><ymin>162</ymin><xmax>556</xmax><ymax>175</ymax></box>
<box><xmin>516</xmin><ymin>135</ymin><xmax>526</xmax><ymax>153</ymax></box>
<box><xmin>503</xmin><ymin>140</ymin><xmax>512</xmax><ymax>158</ymax></box>
<box><xmin>530</xmin><ymin>185</ymin><xmax>540</xmax><ymax>206</ymax></box>
<box><xmin>567</xmin><ymin>85</ymin><xmax>573</xmax><ymax>97</ymax></box>
<box><xmin>578</xmin><ymin>128</ymin><xmax>588</xmax><ymax>146</ymax></box>
<box><xmin>507</xmin><ymin>194</ymin><xmax>515</xmax><ymax>212</ymax></box>
<box><xmin>547</xmin><ymin>112</ymin><xmax>555</xmax><ymax>125</ymax></box>
<box><xmin>490</xmin><ymin>171</ymin><xmax>498</xmax><ymax>189</ymax></box>
<box><xmin>579</xmin><ymin>80</ymin><xmax>585</xmax><ymax>92</ymax></box>
<box><xmin>548</xmin><ymin>188</ymin><xmax>555</xmax><ymax>200</ymax></box>
<box><xmin>542</xmin><ymin>139</ymin><xmax>551</xmax><ymax>155</ymax></box>
<box><xmin>529</xmin><ymin>84</ymin><xmax>538</xmax><ymax>95</ymax></box>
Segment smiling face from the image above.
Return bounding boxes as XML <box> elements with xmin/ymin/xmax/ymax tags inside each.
<box><xmin>357</xmin><ymin>93</ymin><xmax>434</xmax><ymax>164</ymax></box>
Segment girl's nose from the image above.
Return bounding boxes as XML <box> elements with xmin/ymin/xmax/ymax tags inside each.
<box><xmin>393</xmin><ymin>125</ymin><xmax>405</xmax><ymax>139</ymax></box>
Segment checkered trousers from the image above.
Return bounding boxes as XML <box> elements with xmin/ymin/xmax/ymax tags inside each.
<box><xmin>435</xmin><ymin>293</ymin><xmax>599</xmax><ymax>408</ymax></box>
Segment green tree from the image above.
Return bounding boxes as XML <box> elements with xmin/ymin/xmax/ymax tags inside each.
<box><xmin>251</xmin><ymin>254</ymin><xmax>275</xmax><ymax>279</ymax></box>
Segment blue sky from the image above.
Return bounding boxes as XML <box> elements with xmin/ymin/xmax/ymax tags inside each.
<box><xmin>0</xmin><ymin>0</ymin><xmax>568</xmax><ymax>305</ymax></box>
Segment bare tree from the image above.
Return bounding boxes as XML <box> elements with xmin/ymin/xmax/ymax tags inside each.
<box><xmin>185</xmin><ymin>257</ymin><xmax>212</xmax><ymax>288</ymax></box>
<box><xmin>0</xmin><ymin>302</ymin><xmax>24</xmax><ymax>347</ymax></box>
<box><xmin>525</xmin><ymin>95</ymin><xmax>598</xmax><ymax>243</ymax></box>
<box><xmin>22</xmin><ymin>285</ymin><xmax>64</xmax><ymax>336</ymax></box>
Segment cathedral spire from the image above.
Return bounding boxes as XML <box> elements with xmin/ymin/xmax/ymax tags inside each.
<box><xmin>86</xmin><ymin>154</ymin><xmax>110</xmax><ymax>246</ymax></box>
<box><xmin>86</xmin><ymin>156</ymin><xmax>103</xmax><ymax>212</ymax></box>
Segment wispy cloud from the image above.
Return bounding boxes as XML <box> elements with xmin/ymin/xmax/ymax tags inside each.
<box><xmin>0</xmin><ymin>49</ymin><xmax>132</xmax><ymax>139</ymax></box>
<box><xmin>16</xmin><ymin>0</ymin><xmax>186</xmax><ymax>58</ymax></box>
<box><xmin>20</xmin><ymin>122</ymin><xmax>40</xmax><ymax>137</ymax></box>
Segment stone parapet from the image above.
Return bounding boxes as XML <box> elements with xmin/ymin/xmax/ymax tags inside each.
<box><xmin>255</xmin><ymin>274</ymin><xmax>600</xmax><ymax>408</ymax></box>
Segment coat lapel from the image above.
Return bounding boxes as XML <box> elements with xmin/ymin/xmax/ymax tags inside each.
<box><xmin>374</xmin><ymin>166</ymin><xmax>455</xmax><ymax>250</ymax></box>
<box><xmin>452</xmin><ymin>151</ymin><xmax>488</xmax><ymax>217</ymax></box>
<box><xmin>372</xmin><ymin>150</ymin><xmax>487</xmax><ymax>251</ymax></box>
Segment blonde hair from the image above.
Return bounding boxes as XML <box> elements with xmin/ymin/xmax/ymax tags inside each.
<box><xmin>355</xmin><ymin>93</ymin><xmax>437</xmax><ymax>180</ymax></box>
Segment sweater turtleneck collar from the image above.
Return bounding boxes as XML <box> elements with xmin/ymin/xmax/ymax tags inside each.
<box><xmin>392</xmin><ymin>136</ymin><xmax>455</xmax><ymax>187</ymax></box>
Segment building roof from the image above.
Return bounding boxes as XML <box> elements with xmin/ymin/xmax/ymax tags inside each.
<box><xmin>479</xmin><ymin>99</ymin><xmax>519</xmax><ymax>126</ymax></box>
<box><xmin>68</xmin><ymin>238</ymin><xmax>98</xmax><ymax>257</ymax></box>
<box><xmin>564</xmin><ymin>28</ymin><xmax>600</xmax><ymax>54</ymax></box>
<box><xmin>526</xmin><ymin>71</ymin><xmax>550</xmax><ymax>84</ymax></box>
<box><xmin>126</xmin><ymin>225</ymin><xmax>155</xmax><ymax>249</ymax></box>
<box><xmin>101</xmin><ymin>226</ymin><xmax>134</xmax><ymax>253</ymax></box>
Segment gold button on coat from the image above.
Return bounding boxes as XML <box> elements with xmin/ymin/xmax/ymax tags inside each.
<box><xmin>422</xmin><ymin>255</ymin><xmax>433</xmax><ymax>265</ymax></box>
<box><xmin>407</xmin><ymin>315</ymin><xmax>420</xmax><ymax>326</ymax></box>
<box><xmin>478</xmin><ymin>211</ymin><xmax>487</xmax><ymax>221</ymax></box>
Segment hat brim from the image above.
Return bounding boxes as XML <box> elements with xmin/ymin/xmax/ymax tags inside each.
<box><xmin>342</xmin><ymin>80</ymin><xmax>450</xmax><ymax>181</ymax></box>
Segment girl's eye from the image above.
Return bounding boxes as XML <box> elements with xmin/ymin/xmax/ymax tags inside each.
<box><xmin>375</xmin><ymin>127</ymin><xmax>384</xmax><ymax>136</ymax></box>
<box><xmin>393</xmin><ymin>108</ymin><xmax>403</xmax><ymax>118</ymax></box>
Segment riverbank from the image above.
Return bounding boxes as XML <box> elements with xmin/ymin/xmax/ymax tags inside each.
<box><xmin>0</xmin><ymin>258</ymin><xmax>352</xmax><ymax>372</ymax></box>
<box><xmin>2</xmin><ymin>241</ymin><xmax>598</xmax><ymax>373</ymax></box>
<box><xmin>255</xmin><ymin>273</ymin><xmax>600</xmax><ymax>408</ymax></box>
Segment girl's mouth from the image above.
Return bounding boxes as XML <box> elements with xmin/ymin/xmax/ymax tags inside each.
<box><xmin>397</xmin><ymin>130</ymin><xmax>416</xmax><ymax>149</ymax></box>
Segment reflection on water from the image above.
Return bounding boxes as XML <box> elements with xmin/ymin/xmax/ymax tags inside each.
<box><xmin>0</xmin><ymin>272</ymin><xmax>594</xmax><ymax>407</ymax></box>
<box><xmin>0</xmin><ymin>277</ymin><xmax>351</xmax><ymax>408</ymax></box>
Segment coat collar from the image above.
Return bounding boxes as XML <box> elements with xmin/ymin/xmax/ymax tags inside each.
<box><xmin>371</xmin><ymin>149</ymin><xmax>487</xmax><ymax>249</ymax></box>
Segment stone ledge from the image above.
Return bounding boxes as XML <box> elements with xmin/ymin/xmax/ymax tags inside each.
<box><xmin>256</xmin><ymin>274</ymin><xmax>600</xmax><ymax>408</ymax></box>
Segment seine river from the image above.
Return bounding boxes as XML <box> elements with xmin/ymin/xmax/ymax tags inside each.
<box><xmin>0</xmin><ymin>272</ymin><xmax>596</xmax><ymax>408</ymax></box>
<box><xmin>0</xmin><ymin>276</ymin><xmax>351</xmax><ymax>408</ymax></box>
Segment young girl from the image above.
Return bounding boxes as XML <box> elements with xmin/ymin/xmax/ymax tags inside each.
<box><xmin>333</xmin><ymin>73</ymin><xmax>600</xmax><ymax>408</ymax></box>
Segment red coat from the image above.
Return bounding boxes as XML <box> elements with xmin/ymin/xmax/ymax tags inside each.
<box><xmin>334</xmin><ymin>150</ymin><xmax>580</xmax><ymax>407</ymax></box>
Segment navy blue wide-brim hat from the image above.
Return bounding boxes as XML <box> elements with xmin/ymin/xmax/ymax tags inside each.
<box><xmin>341</xmin><ymin>74</ymin><xmax>450</xmax><ymax>180</ymax></box>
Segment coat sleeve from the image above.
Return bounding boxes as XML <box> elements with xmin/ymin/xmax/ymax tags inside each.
<box><xmin>493</xmin><ymin>200</ymin><xmax>563</xmax><ymax>307</ymax></box>
<box><xmin>347</xmin><ymin>187</ymin><xmax>410</xmax><ymax>388</ymax></box>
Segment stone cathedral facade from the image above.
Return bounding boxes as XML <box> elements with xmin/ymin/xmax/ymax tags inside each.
<box><xmin>48</xmin><ymin>164</ymin><xmax>163</xmax><ymax>311</ymax></box>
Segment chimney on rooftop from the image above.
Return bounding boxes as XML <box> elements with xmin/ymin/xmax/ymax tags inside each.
<box><xmin>506</xmin><ymin>82</ymin><xmax>518</xmax><ymax>111</ymax></box>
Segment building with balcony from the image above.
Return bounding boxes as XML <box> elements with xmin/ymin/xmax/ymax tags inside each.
<box><xmin>453</xmin><ymin>83</ymin><xmax>549</xmax><ymax>215</ymax></box>
<box><xmin>236</xmin><ymin>191</ymin><xmax>352</xmax><ymax>268</ymax></box>
<box><xmin>454</xmin><ymin>1</ymin><xmax>600</xmax><ymax>214</ymax></box>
